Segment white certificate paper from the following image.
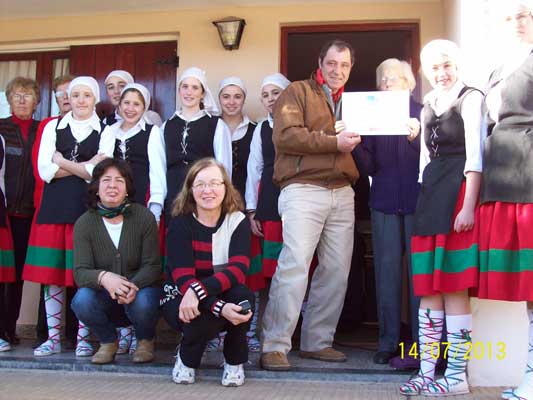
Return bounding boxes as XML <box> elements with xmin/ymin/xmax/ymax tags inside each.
<box><xmin>341</xmin><ymin>90</ymin><xmax>410</xmax><ymax>135</ymax></box>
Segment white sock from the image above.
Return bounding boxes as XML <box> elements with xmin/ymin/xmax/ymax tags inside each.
<box><xmin>443</xmin><ymin>314</ymin><xmax>472</xmax><ymax>385</ymax></box>
<box><xmin>44</xmin><ymin>285</ymin><xmax>64</xmax><ymax>344</ymax></box>
<box><xmin>77</xmin><ymin>321</ymin><xmax>91</xmax><ymax>348</ymax></box>
<box><xmin>418</xmin><ymin>308</ymin><xmax>444</xmax><ymax>382</ymax></box>
<box><xmin>513</xmin><ymin>309</ymin><xmax>533</xmax><ymax>398</ymax></box>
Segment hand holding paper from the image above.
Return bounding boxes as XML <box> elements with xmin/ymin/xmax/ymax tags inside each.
<box><xmin>341</xmin><ymin>90</ymin><xmax>410</xmax><ymax>135</ymax></box>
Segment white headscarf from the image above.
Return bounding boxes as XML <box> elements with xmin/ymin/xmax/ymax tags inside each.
<box><xmin>261</xmin><ymin>73</ymin><xmax>291</xmax><ymax>91</ymax></box>
<box><xmin>218</xmin><ymin>76</ymin><xmax>247</xmax><ymax>97</ymax></box>
<box><xmin>121</xmin><ymin>83</ymin><xmax>151</xmax><ymax>112</ymax></box>
<box><xmin>177</xmin><ymin>67</ymin><xmax>219</xmax><ymax>115</ymax></box>
<box><xmin>67</xmin><ymin>76</ymin><xmax>100</xmax><ymax>104</ymax></box>
<box><xmin>420</xmin><ymin>39</ymin><xmax>462</xmax><ymax>79</ymax></box>
<box><xmin>105</xmin><ymin>70</ymin><xmax>134</xmax><ymax>85</ymax></box>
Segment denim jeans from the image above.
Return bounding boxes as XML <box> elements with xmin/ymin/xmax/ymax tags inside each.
<box><xmin>71</xmin><ymin>286</ymin><xmax>160</xmax><ymax>344</ymax></box>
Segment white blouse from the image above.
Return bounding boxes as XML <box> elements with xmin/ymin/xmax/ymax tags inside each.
<box><xmin>245</xmin><ymin>114</ymin><xmax>273</xmax><ymax>211</ymax></box>
<box><xmin>214</xmin><ymin>115</ymin><xmax>253</xmax><ymax>180</ymax></box>
<box><xmin>112</xmin><ymin>119</ymin><xmax>167</xmax><ymax>222</ymax></box>
<box><xmin>38</xmin><ymin>111</ymin><xmax>115</xmax><ymax>183</ymax></box>
<box><xmin>419</xmin><ymin>81</ymin><xmax>485</xmax><ymax>182</ymax></box>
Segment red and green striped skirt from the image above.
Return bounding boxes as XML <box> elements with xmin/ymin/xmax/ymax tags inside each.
<box><xmin>478</xmin><ymin>201</ymin><xmax>533</xmax><ymax>301</ymax></box>
<box><xmin>0</xmin><ymin>225</ymin><xmax>15</xmax><ymax>283</ymax></box>
<box><xmin>22</xmin><ymin>222</ymin><xmax>75</xmax><ymax>287</ymax></box>
<box><xmin>411</xmin><ymin>182</ymin><xmax>479</xmax><ymax>296</ymax></box>
<box><xmin>246</xmin><ymin>220</ymin><xmax>283</xmax><ymax>292</ymax></box>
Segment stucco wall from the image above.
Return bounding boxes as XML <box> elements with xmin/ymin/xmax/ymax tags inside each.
<box><xmin>0</xmin><ymin>2</ymin><xmax>443</xmax><ymax>119</ymax></box>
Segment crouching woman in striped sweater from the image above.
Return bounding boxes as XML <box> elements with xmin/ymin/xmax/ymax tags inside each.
<box><xmin>161</xmin><ymin>157</ymin><xmax>253</xmax><ymax>387</ymax></box>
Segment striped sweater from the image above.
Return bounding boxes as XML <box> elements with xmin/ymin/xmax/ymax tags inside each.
<box><xmin>164</xmin><ymin>211</ymin><xmax>251</xmax><ymax>316</ymax></box>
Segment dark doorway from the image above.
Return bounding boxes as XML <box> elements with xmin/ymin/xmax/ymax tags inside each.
<box><xmin>281</xmin><ymin>23</ymin><xmax>420</xmax><ymax>339</ymax></box>
<box><xmin>70</xmin><ymin>41</ymin><xmax>178</xmax><ymax>121</ymax></box>
<box><xmin>281</xmin><ymin>23</ymin><xmax>420</xmax><ymax>94</ymax></box>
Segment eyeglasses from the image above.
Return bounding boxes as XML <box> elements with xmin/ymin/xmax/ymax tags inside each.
<box><xmin>192</xmin><ymin>180</ymin><xmax>225</xmax><ymax>191</ymax></box>
<box><xmin>505</xmin><ymin>12</ymin><xmax>532</xmax><ymax>24</ymax></box>
<box><xmin>381</xmin><ymin>76</ymin><xmax>403</xmax><ymax>84</ymax></box>
<box><xmin>11</xmin><ymin>93</ymin><xmax>33</xmax><ymax>103</ymax></box>
<box><xmin>54</xmin><ymin>90</ymin><xmax>68</xmax><ymax>99</ymax></box>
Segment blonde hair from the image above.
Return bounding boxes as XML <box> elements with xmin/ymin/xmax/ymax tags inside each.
<box><xmin>375</xmin><ymin>58</ymin><xmax>417</xmax><ymax>92</ymax></box>
<box><xmin>6</xmin><ymin>76</ymin><xmax>40</xmax><ymax>104</ymax></box>
<box><xmin>171</xmin><ymin>158</ymin><xmax>243</xmax><ymax>217</ymax></box>
<box><xmin>420</xmin><ymin>39</ymin><xmax>461</xmax><ymax>80</ymax></box>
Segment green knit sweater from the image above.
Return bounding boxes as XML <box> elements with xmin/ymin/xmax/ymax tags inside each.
<box><xmin>73</xmin><ymin>203</ymin><xmax>161</xmax><ymax>289</ymax></box>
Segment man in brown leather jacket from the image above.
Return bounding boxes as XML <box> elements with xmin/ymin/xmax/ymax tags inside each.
<box><xmin>261</xmin><ymin>39</ymin><xmax>361</xmax><ymax>370</ymax></box>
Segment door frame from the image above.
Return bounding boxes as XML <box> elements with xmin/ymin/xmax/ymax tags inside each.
<box><xmin>280</xmin><ymin>22</ymin><xmax>420</xmax><ymax>80</ymax></box>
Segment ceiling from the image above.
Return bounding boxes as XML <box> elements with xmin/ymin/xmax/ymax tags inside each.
<box><xmin>0</xmin><ymin>0</ymin><xmax>438</xmax><ymax>19</ymax></box>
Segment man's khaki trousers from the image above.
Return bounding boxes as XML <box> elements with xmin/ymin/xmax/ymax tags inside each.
<box><xmin>261</xmin><ymin>183</ymin><xmax>355</xmax><ymax>354</ymax></box>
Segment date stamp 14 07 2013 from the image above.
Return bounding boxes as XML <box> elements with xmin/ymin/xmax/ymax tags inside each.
<box><xmin>399</xmin><ymin>341</ymin><xmax>507</xmax><ymax>360</ymax></box>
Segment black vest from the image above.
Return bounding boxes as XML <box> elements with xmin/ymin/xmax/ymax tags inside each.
<box><xmin>37</xmin><ymin>121</ymin><xmax>102</xmax><ymax>224</ymax></box>
<box><xmin>103</xmin><ymin>113</ymin><xmax>117</xmax><ymax>126</ymax></box>
<box><xmin>256</xmin><ymin>121</ymin><xmax>281</xmax><ymax>221</ymax></box>
<box><xmin>0</xmin><ymin>140</ymin><xmax>6</xmax><ymax>227</ymax></box>
<box><xmin>114</xmin><ymin>125</ymin><xmax>153</xmax><ymax>205</ymax></box>
<box><xmin>163</xmin><ymin>114</ymin><xmax>218</xmax><ymax>219</ymax></box>
<box><xmin>0</xmin><ymin>117</ymin><xmax>39</xmax><ymax>217</ymax></box>
<box><xmin>482</xmin><ymin>52</ymin><xmax>533</xmax><ymax>204</ymax></box>
<box><xmin>231</xmin><ymin>122</ymin><xmax>255</xmax><ymax>201</ymax></box>
<box><xmin>413</xmin><ymin>87</ymin><xmax>478</xmax><ymax>236</ymax></box>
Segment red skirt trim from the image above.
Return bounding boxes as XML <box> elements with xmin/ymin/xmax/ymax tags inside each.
<box><xmin>411</xmin><ymin>181</ymin><xmax>480</xmax><ymax>296</ymax></box>
<box><xmin>478</xmin><ymin>201</ymin><xmax>533</xmax><ymax>301</ymax></box>
<box><xmin>22</xmin><ymin>222</ymin><xmax>75</xmax><ymax>287</ymax></box>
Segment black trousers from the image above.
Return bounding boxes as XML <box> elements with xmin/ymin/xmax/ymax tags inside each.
<box><xmin>162</xmin><ymin>284</ymin><xmax>254</xmax><ymax>368</ymax></box>
<box><xmin>0</xmin><ymin>216</ymin><xmax>31</xmax><ymax>340</ymax></box>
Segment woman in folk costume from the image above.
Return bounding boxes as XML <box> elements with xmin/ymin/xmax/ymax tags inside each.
<box><xmin>23</xmin><ymin>77</ymin><xmax>115</xmax><ymax>357</ymax></box>
<box><xmin>204</xmin><ymin>77</ymin><xmax>257</xmax><ymax>352</ymax></box>
<box><xmin>215</xmin><ymin>76</ymin><xmax>256</xmax><ymax>200</ymax></box>
<box><xmin>110</xmin><ymin>83</ymin><xmax>166</xmax><ymax>355</ymax></box>
<box><xmin>240</xmin><ymin>73</ymin><xmax>291</xmax><ymax>352</ymax></box>
<box><xmin>103</xmin><ymin>70</ymin><xmax>162</xmax><ymax>127</ymax></box>
<box><xmin>399</xmin><ymin>40</ymin><xmax>485</xmax><ymax>396</ymax></box>
<box><xmin>162</xmin><ymin>67</ymin><xmax>231</xmax><ymax>223</ymax></box>
<box><xmin>0</xmin><ymin>135</ymin><xmax>16</xmax><ymax>352</ymax></box>
<box><xmin>479</xmin><ymin>2</ymin><xmax>533</xmax><ymax>400</ymax></box>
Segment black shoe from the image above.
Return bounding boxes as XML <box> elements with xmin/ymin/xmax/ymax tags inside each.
<box><xmin>32</xmin><ymin>339</ymin><xmax>47</xmax><ymax>349</ymax></box>
<box><xmin>6</xmin><ymin>333</ymin><xmax>20</xmax><ymax>345</ymax></box>
<box><xmin>373</xmin><ymin>351</ymin><xmax>395</xmax><ymax>364</ymax></box>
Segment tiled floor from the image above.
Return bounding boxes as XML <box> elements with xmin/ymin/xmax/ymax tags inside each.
<box><xmin>0</xmin><ymin>368</ymin><xmax>506</xmax><ymax>400</ymax></box>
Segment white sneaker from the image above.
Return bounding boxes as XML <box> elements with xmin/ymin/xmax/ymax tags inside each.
<box><xmin>221</xmin><ymin>362</ymin><xmax>245</xmax><ymax>387</ymax></box>
<box><xmin>172</xmin><ymin>353</ymin><xmax>195</xmax><ymax>384</ymax></box>
<box><xmin>0</xmin><ymin>338</ymin><xmax>11</xmax><ymax>352</ymax></box>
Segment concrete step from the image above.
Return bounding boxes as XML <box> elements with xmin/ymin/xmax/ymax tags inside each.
<box><xmin>0</xmin><ymin>341</ymin><xmax>412</xmax><ymax>383</ymax></box>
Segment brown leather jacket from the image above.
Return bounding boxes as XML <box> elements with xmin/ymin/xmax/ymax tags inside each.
<box><xmin>272</xmin><ymin>78</ymin><xmax>359</xmax><ymax>189</ymax></box>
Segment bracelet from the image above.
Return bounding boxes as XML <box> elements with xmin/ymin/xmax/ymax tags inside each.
<box><xmin>98</xmin><ymin>271</ymin><xmax>108</xmax><ymax>286</ymax></box>
<box><xmin>245</xmin><ymin>209</ymin><xmax>256</xmax><ymax>215</ymax></box>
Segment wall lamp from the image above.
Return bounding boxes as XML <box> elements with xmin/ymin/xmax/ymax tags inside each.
<box><xmin>212</xmin><ymin>16</ymin><xmax>246</xmax><ymax>50</ymax></box>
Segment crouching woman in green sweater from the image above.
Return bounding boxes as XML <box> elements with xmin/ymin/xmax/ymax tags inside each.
<box><xmin>71</xmin><ymin>158</ymin><xmax>161</xmax><ymax>365</ymax></box>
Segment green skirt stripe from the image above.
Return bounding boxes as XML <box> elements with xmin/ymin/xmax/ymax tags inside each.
<box><xmin>412</xmin><ymin>244</ymin><xmax>478</xmax><ymax>276</ymax></box>
<box><xmin>263</xmin><ymin>240</ymin><xmax>282</xmax><ymax>260</ymax></box>
<box><xmin>247</xmin><ymin>254</ymin><xmax>263</xmax><ymax>276</ymax></box>
<box><xmin>0</xmin><ymin>250</ymin><xmax>15</xmax><ymax>267</ymax></box>
<box><xmin>25</xmin><ymin>246</ymin><xmax>73</xmax><ymax>270</ymax></box>
<box><xmin>480</xmin><ymin>248</ymin><xmax>533</xmax><ymax>273</ymax></box>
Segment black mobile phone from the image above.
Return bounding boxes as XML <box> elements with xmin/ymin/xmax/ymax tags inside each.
<box><xmin>237</xmin><ymin>300</ymin><xmax>252</xmax><ymax>315</ymax></box>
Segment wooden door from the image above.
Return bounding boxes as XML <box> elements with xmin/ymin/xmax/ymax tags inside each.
<box><xmin>70</xmin><ymin>41</ymin><xmax>178</xmax><ymax>121</ymax></box>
